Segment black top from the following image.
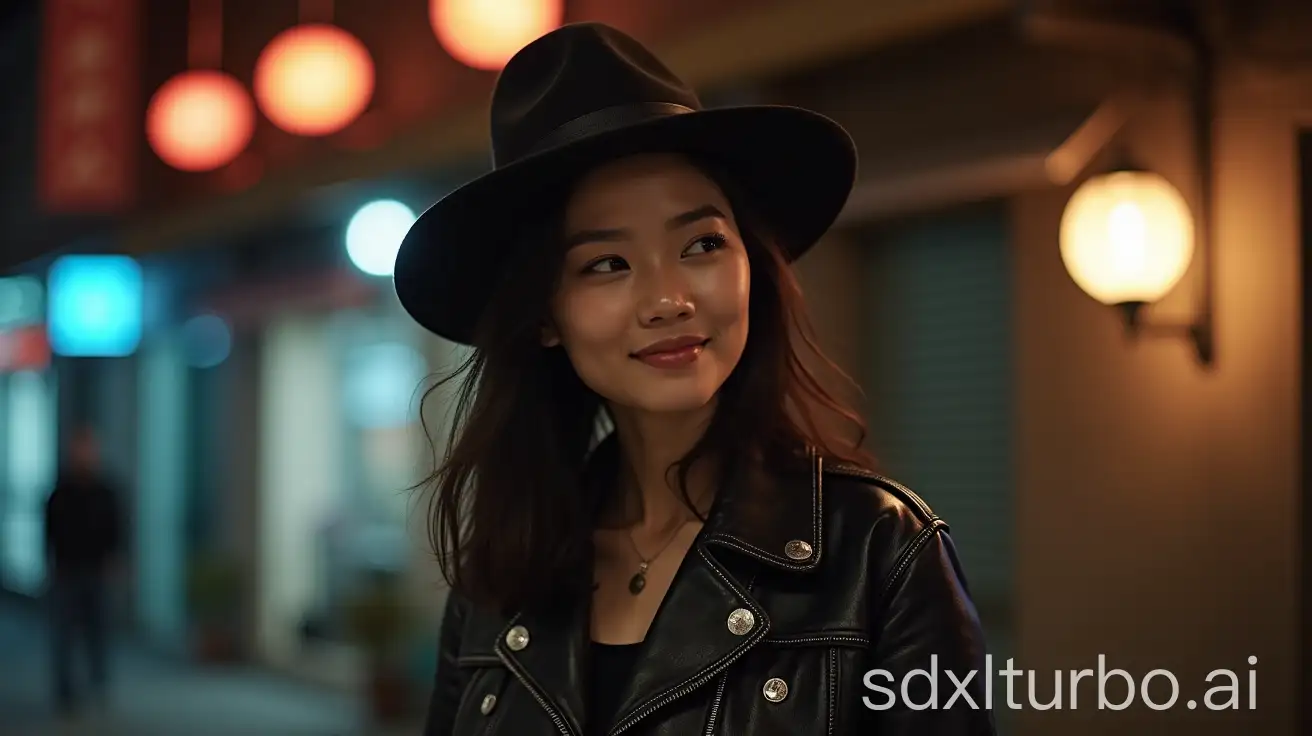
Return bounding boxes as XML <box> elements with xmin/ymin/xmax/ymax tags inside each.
<box><xmin>44</xmin><ymin>472</ymin><xmax>122</xmax><ymax>574</ymax></box>
<box><xmin>589</xmin><ymin>641</ymin><xmax>642</xmax><ymax>734</ymax></box>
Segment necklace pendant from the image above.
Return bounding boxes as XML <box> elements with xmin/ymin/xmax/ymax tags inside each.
<box><xmin>628</xmin><ymin>572</ymin><xmax>646</xmax><ymax>595</ymax></box>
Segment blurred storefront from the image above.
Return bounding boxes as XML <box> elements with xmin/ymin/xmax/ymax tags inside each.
<box><xmin>235</xmin><ymin>277</ymin><xmax>435</xmax><ymax>679</ymax></box>
<box><xmin>0</xmin><ymin>226</ymin><xmax>455</xmax><ymax>682</ymax></box>
<box><xmin>154</xmin><ymin>207</ymin><xmax>468</xmax><ymax>684</ymax></box>
<box><xmin>0</xmin><ymin>274</ymin><xmax>58</xmax><ymax>596</ymax></box>
<box><xmin>0</xmin><ymin>253</ymin><xmax>200</xmax><ymax>652</ymax></box>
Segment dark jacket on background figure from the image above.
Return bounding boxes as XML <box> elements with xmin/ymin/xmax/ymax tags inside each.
<box><xmin>44</xmin><ymin>473</ymin><xmax>123</xmax><ymax>576</ymax></box>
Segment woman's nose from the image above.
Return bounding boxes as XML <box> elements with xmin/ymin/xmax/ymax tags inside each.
<box><xmin>636</xmin><ymin>270</ymin><xmax>695</xmax><ymax>326</ymax></box>
<box><xmin>639</xmin><ymin>295</ymin><xmax>695</xmax><ymax>325</ymax></box>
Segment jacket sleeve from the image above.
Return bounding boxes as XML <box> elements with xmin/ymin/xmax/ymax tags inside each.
<box><xmin>424</xmin><ymin>591</ymin><xmax>470</xmax><ymax>736</ymax></box>
<box><xmin>862</xmin><ymin>522</ymin><xmax>997</xmax><ymax>735</ymax></box>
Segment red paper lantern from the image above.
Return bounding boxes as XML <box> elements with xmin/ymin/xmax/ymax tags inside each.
<box><xmin>146</xmin><ymin>70</ymin><xmax>255</xmax><ymax>172</ymax></box>
<box><xmin>430</xmin><ymin>0</ymin><xmax>563</xmax><ymax>71</ymax></box>
<box><xmin>253</xmin><ymin>23</ymin><xmax>375</xmax><ymax>137</ymax></box>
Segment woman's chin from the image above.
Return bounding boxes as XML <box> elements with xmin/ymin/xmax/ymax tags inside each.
<box><xmin>616</xmin><ymin>383</ymin><xmax>721</xmax><ymax>416</ymax></box>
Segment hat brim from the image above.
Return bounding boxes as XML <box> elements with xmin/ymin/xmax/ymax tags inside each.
<box><xmin>393</xmin><ymin>105</ymin><xmax>856</xmax><ymax>346</ymax></box>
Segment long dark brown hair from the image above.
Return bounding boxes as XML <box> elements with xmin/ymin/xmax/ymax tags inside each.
<box><xmin>414</xmin><ymin>155</ymin><xmax>874</xmax><ymax>614</ymax></box>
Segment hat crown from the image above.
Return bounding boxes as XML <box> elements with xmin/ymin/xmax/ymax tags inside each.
<box><xmin>489</xmin><ymin>23</ymin><xmax>701</xmax><ymax>166</ymax></box>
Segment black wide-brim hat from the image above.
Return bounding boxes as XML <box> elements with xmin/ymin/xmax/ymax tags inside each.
<box><xmin>394</xmin><ymin>22</ymin><xmax>857</xmax><ymax>346</ymax></box>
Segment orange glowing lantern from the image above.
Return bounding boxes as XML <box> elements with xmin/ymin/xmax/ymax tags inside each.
<box><xmin>146</xmin><ymin>70</ymin><xmax>255</xmax><ymax>172</ymax></box>
<box><xmin>253</xmin><ymin>23</ymin><xmax>374</xmax><ymax>136</ymax></box>
<box><xmin>430</xmin><ymin>0</ymin><xmax>563</xmax><ymax>71</ymax></box>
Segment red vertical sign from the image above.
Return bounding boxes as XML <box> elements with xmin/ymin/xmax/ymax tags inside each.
<box><xmin>37</xmin><ymin>0</ymin><xmax>141</xmax><ymax>213</ymax></box>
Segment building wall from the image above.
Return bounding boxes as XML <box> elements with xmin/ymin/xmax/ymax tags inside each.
<box><xmin>1009</xmin><ymin>63</ymin><xmax>1303</xmax><ymax>735</ymax></box>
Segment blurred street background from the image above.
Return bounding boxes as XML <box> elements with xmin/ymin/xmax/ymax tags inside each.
<box><xmin>2</xmin><ymin>0</ymin><xmax>1312</xmax><ymax>734</ymax></box>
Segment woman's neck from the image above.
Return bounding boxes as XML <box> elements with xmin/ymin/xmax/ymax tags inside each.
<box><xmin>602</xmin><ymin>401</ymin><xmax>717</xmax><ymax>531</ymax></box>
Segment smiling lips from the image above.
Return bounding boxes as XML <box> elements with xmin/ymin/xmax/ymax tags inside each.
<box><xmin>631</xmin><ymin>335</ymin><xmax>709</xmax><ymax>369</ymax></box>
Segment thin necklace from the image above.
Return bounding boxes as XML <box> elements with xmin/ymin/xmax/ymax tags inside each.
<box><xmin>625</xmin><ymin>521</ymin><xmax>686</xmax><ymax>595</ymax></box>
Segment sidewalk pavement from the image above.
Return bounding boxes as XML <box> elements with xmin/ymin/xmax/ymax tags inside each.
<box><xmin>0</xmin><ymin>599</ymin><xmax>422</xmax><ymax>736</ymax></box>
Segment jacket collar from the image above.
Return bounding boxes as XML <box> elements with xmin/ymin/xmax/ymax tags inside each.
<box><xmin>472</xmin><ymin>442</ymin><xmax>825</xmax><ymax>736</ymax></box>
<box><xmin>701</xmin><ymin>444</ymin><xmax>823</xmax><ymax>571</ymax></box>
<box><xmin>583</xmin><ymin>433</ymin><xmax>825</xmax><ymax>572</ymax></box>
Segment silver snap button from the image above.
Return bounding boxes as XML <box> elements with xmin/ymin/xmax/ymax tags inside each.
<box><xmin>784</xmin><ymin>540</ymin><xmax>813</xmax><ymax>560</ymax></box>
<box><xmin>762</xmin><ymin>677</ymin><xmax>789</xmax><ymax>702</ymax></box>
<box><xmin>480</xmin><ymin>693</ymin><xmax>497</xmax><ymax>715</ymax></box>
<box><xmin>726</xmin><ymin>608</ymin><xmax>756</xmax><ymax>636</ymax></box>
<box><xmin>505</xmin><ymin>625</ymin><xmax>530</xmax><ymax>651</ymax></box>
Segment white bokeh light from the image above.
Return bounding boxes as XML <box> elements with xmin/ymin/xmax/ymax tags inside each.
<box><xmin>345</xmin><ymin>199</ymin><xmax>416</xmax><ymax>277</ymax></box>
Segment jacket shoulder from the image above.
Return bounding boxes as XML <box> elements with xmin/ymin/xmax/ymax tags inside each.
<box><xmin>816</xmin><ymin>461</ymin><xmax>956</xmax><ymax>600</ymax></box>
<box><xmin>819</xmin><ymin>460</ymin><xmax>945</xmax><ymax>532</ymax></box>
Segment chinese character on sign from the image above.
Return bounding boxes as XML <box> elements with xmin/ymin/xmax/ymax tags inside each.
<box><xmin>37</xmin><ymin>0</ymin><xmax>139</xmax><ymax>212</ymax></box>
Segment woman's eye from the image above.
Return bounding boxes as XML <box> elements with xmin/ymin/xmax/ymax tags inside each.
<box><xmin>684</xmin><ymin>234</ymin><xmax>727</xmax><ymax>256</ymax></box>
<box><xmin>583</xmin><ymin>256</ymin><xmax>629</xmax><ymax>274</ymax></box>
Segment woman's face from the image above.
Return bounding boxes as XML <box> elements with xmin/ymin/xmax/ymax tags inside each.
<box><xmin>546</xmin><ymin>153</ymin><xmax>751</xmax><ymax>415</ymax></box>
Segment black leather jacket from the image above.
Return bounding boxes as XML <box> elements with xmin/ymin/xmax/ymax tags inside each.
<box><xmin>424</xmin><ymin>451</ymin><xmax>997</xmax><ymax>735</ymax></box>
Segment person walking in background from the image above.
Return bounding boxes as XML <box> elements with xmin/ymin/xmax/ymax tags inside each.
<box><xmin>43</xmin><ymin>424</ymin><xmax>124</xmax><ymax>716</ymax></box>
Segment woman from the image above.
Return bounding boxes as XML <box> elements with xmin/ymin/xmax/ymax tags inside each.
<box><xmin>395</xmin><ymin>22</ymin><xmax>995</xmax><ymax>736</ymax></box>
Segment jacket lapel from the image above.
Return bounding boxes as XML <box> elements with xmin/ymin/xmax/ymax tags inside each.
<box><xmin>604</xmin><ymin>539</ymin><xmax>769</xmax><ymax>734</ymax></box>
<box><xmin>603</xmin><ymin>447</ymin><xmax>824</xmax><ymax>734</ymax></box>
<box><xmin>702</xmin><ymin>446</ymin><xmax>824</xmax><ymax>572</ymax></box>
<box><xmin>488</xmin><ymin>446</ymin><xmax>824</xmax><ymax>736</ymax></box>
<box><xmin>493</xmin><ymin>594</ymin><xmax>592</xmax><ymax>735</ymax></box>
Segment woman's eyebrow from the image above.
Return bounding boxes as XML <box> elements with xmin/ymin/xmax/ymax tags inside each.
<box><xmin>564</xmin><ymin>204</ymin><xmax>726</xmax><ymax>250</ymax></box>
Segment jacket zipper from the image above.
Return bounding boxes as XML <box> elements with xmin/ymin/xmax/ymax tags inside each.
<box><xmin>826</xmin><ymin>647</ymin><xmax>838</xmax><ymax>736</ymax></box>
<box><xmin>881</xmin><ymin>522</ymin><xmax>943</xmax><ymax>603</ymax></box>
<box><xmin>702</xmin><ymin>672</ymin><xmax>730</xmax><ymax>735</ymax></box>
<box><xmin>495</xmin><ymin>611</ymin><xmax>576</xmax><ymax>736</ymax></box>
<box><xmin>499</xmin><ymin>652</ymin><xmax>575</xmax><ymax>736</ymax></box>
<box><xmin>765</xmin><ymin>633</ymin><xmax>868</xmax><ymax>647</ymax></box>
<box><xmin>610</xmin><ymin>632</ymin><xmax>763</xmax><ymax>736</ymax></box>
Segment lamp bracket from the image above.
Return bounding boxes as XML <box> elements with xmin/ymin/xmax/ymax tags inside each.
<box><xmin>1099</xmin><ymin>14</ymin><xmax>1217</xmax><ymax>370</ymax></box>
<box><xmin>1116</xmin><ymin>301</ymin><xmax>1214</xmax><ymax>366</ymax></box>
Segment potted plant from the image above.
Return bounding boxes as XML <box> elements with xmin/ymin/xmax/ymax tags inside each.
<box><xmin>186</xmin><ymin>553</ymin><xmax>243</xmax><ymax>663</ymax></box>
<box><xmin>345</xmin><ymin>570</ymin><xmax>413</xmax><ymax>723</ymax></box>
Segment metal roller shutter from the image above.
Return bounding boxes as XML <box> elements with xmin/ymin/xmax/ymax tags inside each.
<box><xmin>863</xmin><ymin>203</ymin><xmax>1015</xmax><ymax>642</ymax></box>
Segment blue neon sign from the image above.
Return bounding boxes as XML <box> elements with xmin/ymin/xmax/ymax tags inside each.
<box><xmin>46</xmin><ymin>254</ymin><xmax>144</xmax><ymax>357</ymax></box>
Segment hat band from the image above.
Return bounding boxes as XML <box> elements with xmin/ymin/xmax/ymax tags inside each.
<box><xmin>521</xmin><ymin>102</ymin><xmax>696</xmax><ymax>159</ymax></box>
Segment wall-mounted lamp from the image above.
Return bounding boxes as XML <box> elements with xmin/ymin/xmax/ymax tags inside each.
<box><xmin>1057</xmin><ymin>34</ymin><xmax>1216</xmax><ymax>368</ymax></box>
<box><xmin>1058</xmin><ymin>167</ymin><xmax>1212</xmax><ymax>365</ymax></box>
